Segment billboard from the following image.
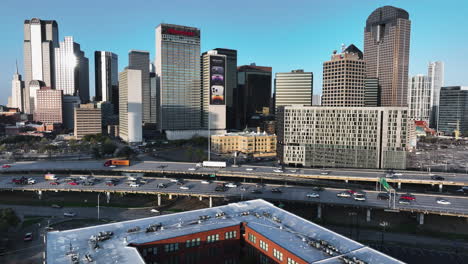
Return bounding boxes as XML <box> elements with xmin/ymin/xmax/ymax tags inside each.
<box><xmin>210</xmin><ymin>56</ymin><xmax>226</xmax><ymax>105</ymax></box>
<box><xmin>162</xmin><ymin>25</ymin><xmax>200</xmax><ymax>37</ymax></box>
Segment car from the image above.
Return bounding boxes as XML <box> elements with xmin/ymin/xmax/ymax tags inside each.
<box><xmin>385</xmin><ymin>173</ymin><xmax>395</xmax><ymax>178</ymax></box>
<box><xmin>336</xmin><ymin>191</ymin><xmax>351</xmax><ymax>198</ymax></box>
<box><xmin>201</xmin><ymin>180</ymin><xmax>211</xmax><ymax>184</ymax></box>
<box><xmin>346</xmin><ymin>190</ymin><xmax>358</xmax><ymax>195</ymax></box>
<box><xmin>240</xmin><ymin>186</ymin><xmax>247</xmax><ymax>191</ymax></box>
<box><xmin>106</xmin><ymin>182</ymin><xmax>115</xmax><ymax>186</ymax></box>
<box><xmin>82</xmin><ymin>181</ymin><xmax>94</xmax><ymax>186</ymax></box>
<box><xmin>271</xmin><ymin>188</ymin><xmax>282</xmax><ymax>193</ymax></box>
<box><xmin>51</xmin><ymin>204</ymin><xmax>62</xmax><ymax>208</ymax></box>
<box><xmin>225</xmin><ymin>183</ymin><xmax>238</xmax><ymax>188</ymax></box>
<box><xmin>2</xmin><ymin>165</ymin><xmax>11</xmax><ymax>168</ymax></box>
<box><xmin>64</xmin><ymin>212</ymin><xmax>76</xmax><ymax>217</ymax></box>
<box><xmin>377</xmin><ymin>192</ymin><xmax>390</xmax><ymax>200</ymax></box>
<box><xmin>400</xmin><ymin>194</ymin><xmax>416</xmax><ymax>201</ymax></box>
<box><xmin>27</xmin><ymin>178</ymin><xmax>36</xmax><ymax>184</ymax></box>
<box><xmin>157</xmin><ymin>183</ymin><xmax>168</xmax><ymax>188</ymax></box>
<box><xmin>67</xmin><ymin>181</ymin><xmax>78</xmax><ymax>186</ymax></box>
<box><xmin>436</xmin><ymin>198</ymin><xmax>451</xmax><ymax>205</ymax></box>
<box><xmin>170</xmin><ymin>179</ymin><xmax>179</xmax><ymax>182</ymax></box>
<box><xmin>129</xmin><ymin>183</ymin><xmax>140</xmax><ymax>188</ymax></box>
<box><xmin>176</xmin><ymin>180</ymin><xmax>185</xmax><ymax>185</ymax></box>
<box><xmin>49</xmin><ymin>181</ymin><xmax>60</xmax><ymax>185</ymax></box>
<box><xmin>150</xmin><ymin>209</ymin><xmax>160</xmax><ymax>214</ymax></box>
<box><xmin>306</xmin><ymin>192</ymin><xmax>320</xmax><ymax>198</ymax></box>
<box><xmin>289</xmin><ymin>169</ymin><xmax>297</xmax><ymax>173</ymax></box>
<box><xmin>398</xmin><ymin>198</ymin><xmax>410</xmax><ymax>205</ymax></box>
<box><xmin>179</xmin><ymin>186</ymin><xmax>190</xmax><ymax>190</ymax></box>
<box><xmin>23</xmin><ymin>233</ymin><xmax>33</xmax><ymax>241</ymax></box>
<box><xmin>273</xmin><ymin>169</ymin><xmax>284</xmax><ymax>173</ymax></box>
<box><xmin>251</xmin><ymin>189</ymin><xmax>263</xmax><ymax>194</ymax></box>
<box><xmin>393</xmin><ymin>173</ymin><xmax>403</xmax><ymax>176</ymax></box>
<box><xmin>188</xmin><ymin>168</ymin><xmax>196</xmax><ymax>171</ymax></box>
<box><xmin>109</xmin><ymin>165</ymin><xmax>117</xmax><ymax>168</ymax></box>
<box><xmin>431</xmin><ymin>175</ymin><xmax>445</xmax><ymax>181</ymax></box>
<box><xmin>215</xmin><ymin>186</ymin><xmax>227</xmax><ymax>192</ymax></box>
<box><xmin>312</xmin><ymin>186</ymin><xmax>324</xmax><ymax>192</ymax></box>
<box><xmin>245</xmin><ymin>168</ymin><xmax>254</xmax><ymax>171</ymax></box>
<box><xmin>354</xmin><ymin>194</ymin><xmax>366</xmax><ymax>201</ymax></box>
<box><xmin>320</xmin><ymin>171</ymin><xmax>329</xmax><ymax>175</ymax></box>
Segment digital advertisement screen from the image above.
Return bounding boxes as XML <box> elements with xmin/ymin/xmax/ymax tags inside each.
<box><xmin>210</xmin><ymin>56</ymin><xmax>225</xmax><ymax>105</ymax></box>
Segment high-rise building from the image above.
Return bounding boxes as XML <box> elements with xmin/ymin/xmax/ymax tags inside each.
<box><xmin>155</xmin><ymin>24</ymin><xmax>201</xmax><ymax>131</ymax></box>
<box><xmin>438</xmin><ymin>86</ymin><xmax>468</xmax><ymax>136</ymax></box>
<box><xmin>62</xmin><ymin>95</ymin><xmax>81</xmax><ymax>130</ymax></box>
<box><xmin>128</xmin><ymin>50</ymin><xmax>152</xmax><ymax>124</ymax></box>
<box><xmin>119</xmin><ymin>69</ymin><xmax>142</xmax><ymax>143</ymax></box>
<box><xmin>407</xmin><ymin>75</ymin><xmax>431</xmax><ymax>122</ymax></box>
<box><xmin>201</xmin><ymin>50</ymin><xmax>227</xmax><ymax>131</ymax></box>
<box><xmin>94</xmin><ymin>51</ymin><xmax>118</xmax><ymax>105</ymax></box>
<box><xmin>213</xmin><ymin>48</ymin><xmax>237</xmax><ymax>129</ymax></box>
<box><xmin>277</xmin><ymin>106</ymin><xmax>408</xmax><ymax>169</ymax></box>
<box><xmin>428</xmin><ymin>61</ymin><xmax>445</xmax><ymax>129</ymax></box>
<box><xmin>364</xmin><ymin>6</ymin><xmax>411</xmax><ymax>107</ymax></box>
<box><xmin>237</xmin><ymin>64</ymin><xmax>272</xmax><ymax>129</ymax></box>
<box><xmin>11</xmin><ymin>64</ymin><xmax>25</xmax><ymax>111</ymax></box>
<box><xmin>275</xmin><ymin>70</ymin><xmax>313</xmax><ymax>111</ymax></box>
<box><xmin>74</xmin><ymin>103</ymin><xmax>102</xmax><ymax>139</ymax></box>
<box><xmin>55</xmin><ymin>36</ymin><xmax>89</xmax><ymax>102</ymax></box>
<box><xmin>322</xmin><ymin>45</ymin><xmax>365</xmax><ymax>106</ymax></box>
<box><xmin>23</xmin><ymin>18</ymin><xmax>59</xmax><ymax>114</ymax></box>
<box><xmin>28</xmin><ymin>80</ymin><xmax>45</xmax><ymax>114</ymax></box>
<box><xmin>312</xmin><ymin>94</ymin><xmax>322</xmax><ymax>106</ymax></box>
<box><xmin>34</xmin><ymin>87</ymin><xmax>63</xmax><ymax>125</ymax></box>
<box><xmin>364</xmin><ymin>78</ymin><xmax>380</xmax><ymax>106</ymax></box>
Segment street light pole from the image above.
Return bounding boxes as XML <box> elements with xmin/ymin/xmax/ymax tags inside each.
<box><xmin>97</xmin><ymin>193</ymin><xmax>100</xmax><ymax>221</ymax></box>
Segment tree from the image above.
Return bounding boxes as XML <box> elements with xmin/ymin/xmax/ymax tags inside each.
<box><xmin>116</xmin><ymin>146</ymin><xmax>136</xmax><ymax>159</ymax></box>
<box><xmin>185</xmin><ymin>146</ymin><xmax>194</xmax><ymax>161</ymax></box>
<box><xmin>91</xmin><ymin>146</ymin><xmax>102</xmax><ymax>159</ymax></box>
<box><xmin>0</xmin><ymin>208</ymin><xmax>20</xmax><ymax>233</ymax></box>
<box><xmin>101</xmin><ymin>142</ymin><xmax>117</xmax><ymax>156</ymax></box>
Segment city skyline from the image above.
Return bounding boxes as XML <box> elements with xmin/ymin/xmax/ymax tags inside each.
<box><xmin>1</xmin><ymin>0</ymin><xmax>467</xmax><ymax>105</ymax></box>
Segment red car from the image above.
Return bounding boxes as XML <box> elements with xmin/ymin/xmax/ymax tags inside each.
<box><xmin>50</xmin><ymin>181</ymin><xmax>60</xmax><ymax>185</ymax></box>
<box><xmin>106</xmin><ymin>182</ymin><xmax>115</xmax><ymax>186</ymax></box>
<box><xmin>346</xmin><ymin>190</ymin><xmax>358</xmax><ymax>195</ymax></box>
<box><xmin>400</xmin><ymin>194</ymin><xmax>416</xmax><ymax>201</ymax></box>
<box><xmin>67</xmin><ymin>181</ymin><xmax>79</xmax><ymax>186</ymax></box>
<box><xmin>2</xmin><ymin>165</ymin><xmax>11</xmax><ymax>168</ymax></box>
<box><xmin>24</xmin><ymin>233</ymin><xmax>33</xmax><ymax>241</ymax></box>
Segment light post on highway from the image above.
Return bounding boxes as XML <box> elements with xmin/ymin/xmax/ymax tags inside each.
<box><xmin>97</xmin><ymin>193</ymin><xmax>100</xmax><ymax>221</ymax></box>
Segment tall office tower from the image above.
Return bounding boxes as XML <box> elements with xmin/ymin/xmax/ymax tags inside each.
<box><xmin>55</xmin><ymin>36</ymin><xmax>89</xmax><ymax>102</ymax></box>
<box><xmin>119</xmin><ymin>69</ymin><xmax>142</xmax><ymax>143</ymax></box>
<box><xmin>322</xmin><ymin>45</ymin><xmax>365</xmax><ymax>106</ymax></box>
<box><xmin>275</xmin><ymin>70</ymin><xmax>313</xmax><ymax>111</ymax></box>
<box><xmin>213</xmin><ymin>48</ymin><xmax>237</xmax><ymax>129</ymax></box>
<box><xmin>11</xmin><ymin>64</ymin><xmax>25</xmax><ymax>111</ymax></box>
<box><xmin>128</xmin><ymin>50</ymin><xmax>152</xmax><ymax>124</ymax></box>
<box><xmin>237</xmin><ymin>64</ymin><xmax>272</xmax><ymax>129</ymax></box>
<box><xmin>74</xmin><ymin>103</ymin><xmax>102</xmax><ymax>139</ymax></box>
<box><xmin>201</xmin><ymin>50</ymin><xmax>227</xmax><ymax>130</ymax></box>
<box><xmin>150</xmin><ymin>72</ymin><xmax>158</xmax><ymax>125</ymax></box>
<box><xmin>28</xmin><ymin>80</ymin><xmax>45</xmax><ymax>114</ymax></box>
<box><xmin>94</xmin><ymin>51</ymin><xmax>118</xmax><ymax>104</ymax></box>
<box><xmin>438</xmin><ymin>86</ymin><xmax>468</xmax><ymax>136</ymax></box>
<box><xmin>62</xmin><ymin>95</ymin><xmax>81</xmax><ymax>130</ymax></box>
<box><xmin>155</xmin><ymin>24</ymin><xmax>201</xmax><ymax>131</ymax></box>
<box><xmin>33</xmin><ymin>87</ymin><xmax>63</xmax><ymax>125</ymax></box>
<box><xmin>428</xmin><ymin>61</ymin><xmax>445</xmax><ymax>129</ymax></box>
<box><xmin>312</xmin><ymin>94</ymin><xmax>322</xmax><ymax>106</ymax></box>
<box><xmin>276</xmin><ymin>106</ymin><xmax>408</xmax><ymax>169</ymax></box>
<box><xmin>407</xmin><ymin>75</ymin><xmax>431</xmax><ymax>122</ymax></box>
<box><xmin>364</xmin><ymin>6</ymin><xmax>411</xmax><ymax>107</ymax></box>
<box><xmin>23</xmin><ymin>18</ymin><xmax>59</xmax><ymax>114</ymax></box>
<box><xmin>364</xmin><ymin>78</ymin><xmax>380</xmax><ymax>106</ymax></box>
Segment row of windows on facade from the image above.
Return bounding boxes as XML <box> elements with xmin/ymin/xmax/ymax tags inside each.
<box><xmin>248</xmin><ymin>233</ymin><xmax>299</xmax><ymax>264</ymax></box>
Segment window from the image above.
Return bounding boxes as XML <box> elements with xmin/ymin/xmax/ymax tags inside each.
<box><xmin>273</xmin><ymin>249</ymin><xmax>283</xmax><ymax>261</ymax></box>
<box><xmin>259</xmin><ymin>240</ymin><xmax>269</xmax><ymax>252</ymax></box>
<box><xmin>207</xmin><ymin>234</ymin><xmax>220</xmax><ymax>243</ymax></box>
<box><xmin>164</xmin><ymin>243</ymin><xmax>179</xmax><ymax>252</ymax></box>
<box><xmin>287</xmin><ymin>258</ymin><xmax>298</xmax><ymax>264</ymax></box>
<box><xmin>248</xmin><ymin>233</ymin><xmax>256</xmax><ymax>244</ymax></box>
<box><xmin>225</xmin><ymin>231</ymin><xmax>237</xmax><ymax>239</ymax></box>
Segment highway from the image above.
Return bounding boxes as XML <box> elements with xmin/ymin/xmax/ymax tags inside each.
<box><xmin>1</xmin><ymin>174</ymin><xmax>468</xmax><ymax>218</ymax></box>
<box><xmin>2</xmin><ymin>160</ymin><xmax>468</xmax><ymax>187</ymax></box>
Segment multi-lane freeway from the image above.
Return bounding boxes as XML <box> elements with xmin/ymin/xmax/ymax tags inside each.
<box><xmin>2</xmin><ymin>160</ymin><xmax>468</xmax><ymax>188</ymax></box>
<box><xmin>1</xmin><ymin>174</ymin><xmax>468</xmax><ymax>219</ymax></box>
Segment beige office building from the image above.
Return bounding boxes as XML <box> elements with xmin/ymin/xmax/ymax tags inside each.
<box><xmin>211</xmin><ymin>131</ymin><xmax>276</xmax><ymax>156</ymax></box>
<box><xmin>277</xmin><ymin>106</ymin><xmax>408</xmax><ymax>169</ymax></box>
<box><xmin>322</xmin><ymin>44</ymin><xmax>365</xmax><ymax>107</ymax></box>
<box><xmin>34</xmin><ymin>87</ymin><xmax>62</xmax><ymax>125</ymax></box>
<box><xmin>74</xmin><ymin>103</ymin><xmax>102</xmax><ymax>139</ymax></box>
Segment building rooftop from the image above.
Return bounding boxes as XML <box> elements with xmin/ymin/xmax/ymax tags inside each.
<box><xmin>213</xmin><ymin>131</ymin><xmax>275</xmax><ymax>137</ymax></box>
<box><xmin>46</xmin><ymin>199</ymin><xmax>403</xmax><ymax>264</ymax></box>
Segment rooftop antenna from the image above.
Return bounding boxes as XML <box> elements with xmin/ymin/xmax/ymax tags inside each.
<box><xmin>15</xmin><ymin>60</ymin><xmax>19</xmax><ymax>74</ymax></box>
<box><xmin>341</xmin><ymin>43</ymin><xmax>346</xmax><ymax>52</ymax></box>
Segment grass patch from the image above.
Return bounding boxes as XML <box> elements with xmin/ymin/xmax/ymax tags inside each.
<box><xmin>165</xmin><ymin>208</ymin><xmax>184</xmax><ymax>213</ymax></box>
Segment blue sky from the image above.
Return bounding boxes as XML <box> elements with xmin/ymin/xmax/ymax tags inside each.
<box><xmin>1</xmin><ymin>0</ymin><xmax>467</xmax><ymax>105</ymax></box>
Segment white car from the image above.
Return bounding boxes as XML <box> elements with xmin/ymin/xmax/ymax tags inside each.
<box><xmin>188</xmin><ymin>168</ymin><xmax>196</xmax><ymax>171</ymax></box>
<box><xmin>170</xmin><ymin>179</ymin><xmax>179</xmax><ymax>182</ymax></box>
<box><xmin>273</xmin><ymin>169</ymin><xmax>284</xmax><ymax>173</ymax></box>
<box><xmin>27</xmin><ymin>178</ymin><xmax>36</xmax><ymax>184</ymax></box>
<box><xmin>436</xmin><ymin>198</ymin><xmax>451</xmax><ymax>205</ymax></box>
<box><xmin>306</xmin><ymin>192</ymin><xmax>320</xmax><ymax>198</ymax></box>
<box><xmin>245</xmin><ymin>168</ymin><xmax>254</xmax><ymax>171</ymax></box>
<box><xmin>180</xmin><ymin>186</ymin><xmax>190</xmax><ymax>190</ymax></box>
<box><xmin>354</xmin><ymin>194</ymin><xmax>366</xmax><ymax>201</ymax></box>
<box><xmin>201</xmin><ymin>180</ymin><xmax>211</xmax><ymax>184</ymax></box>
<box><xmin>393</xmin><ymin>173</ymin><xmax>403</xmax><ymax>176</ymax></box>
<box><xmin>225</xmin><ymin>183</ymin><xmax>238</xmax><ymax>188</ymax></box>
<box><xmin>336</xmin><ymin>192</ymin><xmax>351</xmax><ymax>198</ymax></box>
<box><xmin>150</xmin><ymin>209</ymin><xmax>160</xmax><ymax>214</ymax></box>
<box><xmin>64</xmin><ymin>212</ymin><xmax>76</xmax><ymax>217</ymax></box>
<box><xmin>129</xmin><ymin>183</ymin><xmax>140</xmax><ymax>187</ymax></box>
<box><xmin>290</xmin><ymin>169</ymin><xmax>297</xmax><ymax>173</ymax></box>
<box><xmin>109</xmin><ymin>165</ymin><xmax>117</xmax><ymax>168</ymax></box>
<box><xmin>320</xmin><ymin>171</ymin><xmax>329</xmax><ymax>175</ymax></box>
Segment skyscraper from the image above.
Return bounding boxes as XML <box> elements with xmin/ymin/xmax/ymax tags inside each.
<box><xmin>94</xmin><ymin>51</ymin><xmax>118</xmax><ymax>104</ymax></box>
<box><xmin>54</xmin><ymin>36</ymin><xmax>89</xmax><ymax>102</ymax></box>
<box><xmin>155</xmin><ymin>24</ymin><xmax>201</xmax><ymax>131</ymax></box>
<box><xmin>275</xmin><ymin>70</ymin><xmax>313</xmax><ymax>111</ymax></box>
<box><xmin>119</xmin><ymin>68</ymin><xmax>142</xmax><ymax>143</ymax></box>
<box><xmin>128</xmin><ymin>50</ymin><xmax>152</xmax><ymax>124</ymax></box>
<box><xmin>213</xmin><ymin>48</ymin><xmax>237</xmax><ymax>129</ymax></box>
<box><xmin>11</xmin><ymin>64</ymin><xmax>24</xmax><ymax>111</ymax></box>
<box><xmin>23</xmin><ymin>18</ymin><xmax>59</xmax><ymax>114</ymax></box>
<box><xmin>428</xmin><ymin>61</ymin><xmax>445</xmax><ymax>129</ymax></box>
<box><xmin>438</xmin><ymin>86</ymin><xmax>468</xmax><ymax>136</ymax></box>
<box><xmin>74</xmin><ymin>103</ymin><xmax>102</xmax><ymax>139</ymax></box>
<box><xmin>364</xmin><ymin>6</ymin><xmax>411</xmax><ymax>107</ymax></box>
<box><xmin>322</xmin><ymin>44</ymin><xmax>365</xmax><ymax>107</ymax></box>
<box><xmin>407</xmin><ymin>75</ymin><xmax>431</xmax><ymax>122</ymax></box>
<box><xmin>33</xmin><ymin>87</ymin><xmax>63</xmax><ymax>125</ymax></box>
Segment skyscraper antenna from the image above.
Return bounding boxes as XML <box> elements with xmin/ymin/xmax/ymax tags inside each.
<box><xmin>15</xmin><ymin>60</ymin><xmax>18</xmax><ymax>74</ymax></box>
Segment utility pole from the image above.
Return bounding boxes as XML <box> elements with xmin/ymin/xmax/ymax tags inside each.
<box><xmin>97</xmin><ymin>193</ymin><xmax>100</xmax><ymax>221</ymax></box>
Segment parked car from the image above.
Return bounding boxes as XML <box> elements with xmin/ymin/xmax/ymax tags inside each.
<box><xmin>337</xmin><ymin>191</ymin><xmax>351</xmax><ymax>198</ymax></box>
<box><xmin>436</xmin><ymin>198</ymin><xmax>451</xmax><ymax>205</ymax></box>
<box><xmin>431</xmin><ymin>175</ymin><xmax>445</xmax><ymax>181</ymax></box>
<box><xmin>306</xmin><ymin>192</ymin><xmax>320</xmax><ymax>198</ymax></box>
<box><xmin>64</xmin><ymin>212</ymin><xmax>76</xmax><ymax>217</ymax></box>
<box><xmin>23</xmin><ymin>233</ymin><xmax>33</xmax><ymax>241</ymax></box>
<box><xmin>377</xmin><ymin>192</ymin><xmax>390</xmax><ymax>200</ymax></box>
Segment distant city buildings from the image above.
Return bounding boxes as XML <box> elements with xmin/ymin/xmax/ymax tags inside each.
<box><xmin>277</xmin><ymin>106</ymin><xmax>408</xmax><ymax>169</ymax></box>
<box><xmin>275</xmin><ymin>70</ymin><xmax>313</xmax><ymax>111</ymax></box>
<box><xmin>213</xmin><ymin>48</ymin><xmax>237</xmax><ymax>129</ymax></box>
<box><xmin>62</xmin><ymin>95</ymin><xmax>81</xmax><ymax>130</ymax></box>
<box><xmin>33</xmin><ymin>87</ymin><xmax>63</xmax><ymax>125</ymax></box>
<box><xmin>10</xmin><ymin>65</ymin><xmax>24</xmax><ymax>111</ymax></box>
<box><xmin>211</xmin><ymin>130</ymin><xmax>276</xmax><ymax>157</ymax></box>
<box><xmin>438</xmin><ymin>86</ymin><xmax>468</xmax><ymax>136</ymax></box>
<box><xmin>94</xmin><ymin>51</ymin><xmax>118</xmax><ymax>105</ymax></box>
<box><xmin>322</xmin><ymin>44</ymin><xmax>365</xmax><ymax>107</ymax></box>
<box><xmin>407</xmin><ymin>74</ymin><xmax>431</xmax><ymax>122</ymax></box>
<box><xmin>74</xmin><ymin>103</ymin><xmax>102</xmax><ymax>139</ymax></box>
<box><xmin>364</xmin><ymin>6</ymin><xmax>411</xmax><ymax>107</ymax></box>
<box><xmin>428</xmin><ymin>61</ymin><xmax>445</xmax><ymax>129</ymax></box>
<box><xmin>119</xmin><ymin>68</ymin><xmax>142</xmax><ymax>143</ymax></box>
<box><xmin>128</xmin><ymin>50</ymin><xmax>152</xmax><ymax>124</ymax></box>
<box><xmin>28</xmin><ymin>80</ymin><xmax>45</xmax><ymax>114</ymax></box>
<box><xmin>312</xmin><ymin>94</ymin><xmax>321</xmax><ymax>106</ymax></box>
